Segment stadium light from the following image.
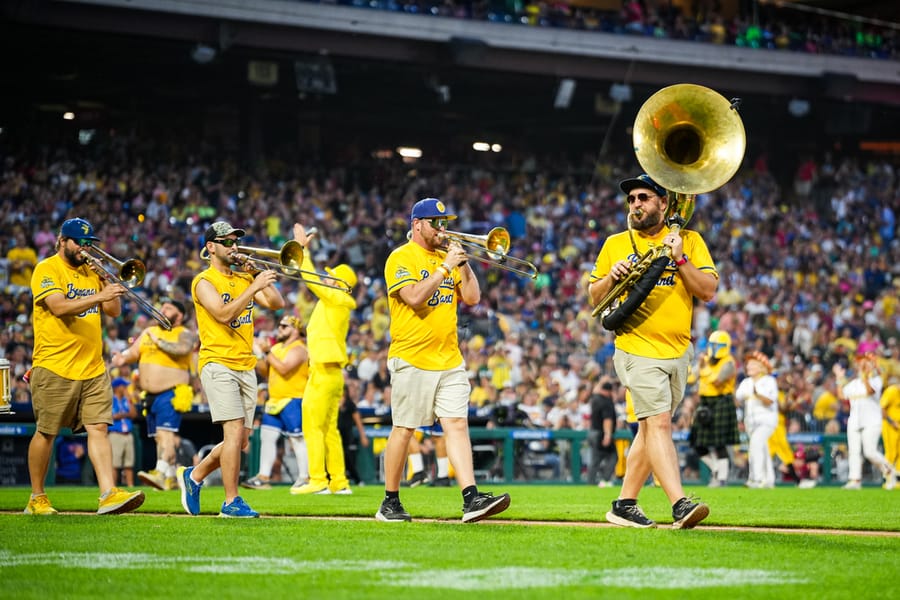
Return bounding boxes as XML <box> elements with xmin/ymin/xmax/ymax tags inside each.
<box><xmin>554</xmin><ymin>78</ymin><xmax>576</xmax><ymax>109</ymax></box>
<box><xmin>472</xmin><ymin>142</ymin><xmax>490</xmax><ymax>152</ymax></box>
<box><xmin>491</xmin><ymin>144</ymin><xmax>502</xmax><ymax>153</ymax></box>
<box><xmin>396</xmin><ymin>146</ymin><xmax>422</xmax><ymax>159</ymax></box>
<box><xmin>63</xmin><ymin>112</ymin><xmax>75</xmax><ymax>120</ymax></box>
<box><xmin>191</xmin><ymin>44</ymin><xmax>217</xmax><ymax>64</ymax></box>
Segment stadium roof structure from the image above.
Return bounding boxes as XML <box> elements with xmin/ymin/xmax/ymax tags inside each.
<box><xmin>2</xmin><ymin>0</ymin><xmax>899</xmax><ymax>162</ymax></box>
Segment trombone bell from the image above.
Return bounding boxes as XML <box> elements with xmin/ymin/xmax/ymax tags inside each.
<box><xmin>443</xmin><ymin>227</ymin><xmax>537</xmax><ymax>280</ymax></box>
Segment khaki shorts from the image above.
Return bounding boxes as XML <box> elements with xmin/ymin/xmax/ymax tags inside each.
<box><xmin>388</xmin><ymin>357</ymin><xmax>470</xmax><ymax>428</ymax></box>
<box><xmin>613</xmin><ymin>346</ymin><xmax>693</xmax><ymax>420</ymax></box>
<box><xmin>199</xmin><ymin>362</ymin><xmax>257</xmax><ymax>428</ymax></box>
<box><xmin>30</xmin><ymin>367</ymin><xmax>112</xmax><ymax>435</ymax></box>
<box><xmin>109</xmin><ymin>432</ymin><xmax>135</xmax><ymax>468</ymax></box>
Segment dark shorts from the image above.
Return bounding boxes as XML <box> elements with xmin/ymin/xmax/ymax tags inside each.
<box><xmin>145</xmin><ymin>388</ymin><xmax>183</xmax><ymax>436</ymax></box>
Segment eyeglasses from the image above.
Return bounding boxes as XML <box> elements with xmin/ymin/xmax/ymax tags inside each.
<box><xmin>212</xmin><ymin>238</ymin><xmax>238</xmax><ymax>247</ymax></box>
<box><xmin>278</xmin><ymin>323</ymin><xmax>292</xmax><ymax>328</ymax></box>
<box><xmin>427</xmin><ymin>218</ymin><xmax>449</xmax><ymax>229</ymax></box>
<box><xmin>626</xmin><ymin>193</ymin><xmax>658</xmax><ymax>204</ymax></box>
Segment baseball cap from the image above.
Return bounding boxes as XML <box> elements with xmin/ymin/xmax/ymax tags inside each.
<box><xmin>410</xmin><ymin>198</ymin><xmax>457</xmax><ymax>222</ymax></box>
<box><xmin>111</xmin><ymin>377</ymin><xmax>129</xmax><ymax>388</ymax></box>
<box><xmin>204</xmin><ymin>221</ymin><xmax>246</xmax><ymax>243</ymax></box>
<box><xmin>161</xmin><ymin>297</ymin><xmax>186</xmax><ymax>316</ymax></box>
<box><xmin>619</xmin><ymin>174</ymin><xmax>667</xmax><ymax>198</ymax></box>
<box><xmin>60</xmin><ymin>218</ymin><xmax>100</xmax><ymax>242</ymax></box>
<box><xmin>326</xmin><ymin>264</ymin><xmax>358</xmax><ymax>289</ymax></box>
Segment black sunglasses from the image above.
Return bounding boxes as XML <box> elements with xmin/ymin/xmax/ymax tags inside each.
<box><xmin>278</xmin><ymin>323</ymin><xmax>292</xmax><ymax>328</ymax></box>
<box><xmin>626</xmin><ymin>192</ymin><xmax>658</xmax><ymax>204</ymax></box>
<box><xmin>213</xmin><ymin>238</ymin><xmax>238</xmax><ymax>247</ymax></box>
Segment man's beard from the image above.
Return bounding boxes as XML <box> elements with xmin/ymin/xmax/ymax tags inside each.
<box><xmin>64</xmin><ymin>247</ymin><xmax>87</xmax><ymax>267</ymax></box>
<box><xmin>631</xmin><ymin>209</ymin><xmax>663</xmax><ymax>231</ymax></box>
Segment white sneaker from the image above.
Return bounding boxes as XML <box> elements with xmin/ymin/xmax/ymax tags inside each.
<box><xmin>842</xmin><ymin>480</ymin><xmax>862</xmax><ymax>490</ymax></box>
<box><xmin>798</xmin><ymin>479</ymin><xmax>817</xmax><ymax>489</ymax></box>
<box><xmin>883</xmin><ymin>467</ymin><xmax>897</xmax><ymax>491</ymax></box>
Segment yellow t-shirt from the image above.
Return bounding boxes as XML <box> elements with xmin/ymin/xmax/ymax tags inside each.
<box><xmin>881</xmin><ymin>384</ymin><xmax>900</xmax><ymax>422</ymax></box>
<box><xmin>191</xmin><ymin>267</ymin><xmax>256</xmax><ymax>372</ymax></box>
<box><xmin>31</xmin><ymin>254</ymin><xmax>106</xmax><ymax>379</ymax></box>
<box><xmin>385</xmin><ymin>241</ymin><xmax>464</xmax><ymax>371</ymax></box>
<box><xmin>589</xmin><ymin>227</ymin><xmax>717</xmax><ymax>358</ymax></box>
<box><xmin>8</xmin><ymin>246</ymin><xmax>38</xmax><ymax>287</ymax></box>
<box><xmin>698</xmin><ymin>355</ymin><xmax>736</xmax><ymax>396</ymax></box>
<box><xmin>267</xmin><ymin>339</ymin><xmax>310</xmax><ymax>414</ymax></box>
<box><xmin>813</xmin><ymin>390</ymin><xmax>839</xmax><ymax>421</ymax></box>
<box><xmin>138</xmin><ymin>325</ymin><xmax>193</xmax><ymax>371</ymax></box>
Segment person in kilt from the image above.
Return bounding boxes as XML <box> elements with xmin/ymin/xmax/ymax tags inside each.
<box><xmin>690</xmin><ymin>330</ymin><xmax>739</xmax><ymax>487</ymax></box>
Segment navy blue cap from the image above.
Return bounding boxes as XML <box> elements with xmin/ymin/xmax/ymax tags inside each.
<box><xmin>619</xmin><ymin>174</ymin><xmax>667</xmax><ymax>198</ymax></box>
<box><xmin>111</xmin><ymin>377</ymin><xmax>129</xmax><ymax>388</ymax></box>
<box><xmin>60</xmin><ymin>218</ymin><xmax>100</xmax><ymax>242</ymax></box>
<box><xmin>410</xmin><ymin>198</ymin><xmax>457</xmax><ymax>222</ymax></box>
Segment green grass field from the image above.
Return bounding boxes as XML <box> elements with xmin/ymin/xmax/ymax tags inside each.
<box><xmin>2</xmin><ymin>484</ymin><xmax>897</xmax><ymax>599</ymax></box>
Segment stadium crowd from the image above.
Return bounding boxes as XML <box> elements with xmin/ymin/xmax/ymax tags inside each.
<box><xmin>2</xmin><ymin>134</ymin><xmax>899</xmax><ymax>485</ymax></box>
<box><xmin>306</xmin><ymin>0</ymin><xmax>898</xmax><ymax>60</ymax></box>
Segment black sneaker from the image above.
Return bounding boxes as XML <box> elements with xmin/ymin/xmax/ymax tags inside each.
<box><xmin>606</xmin><ymin>500</ymin><xmax>657</xmax><ymax>528</ymax></box>
<box><xmin>401</xmin><ymin>471</ymin><xmax>430</xmax><ymax>488</ymax></box>
<box><xmin>375</xmin><ymin>497</ymin><xmax>412</xmax><ymax>522</ymax></box>
<box><xmin>430</xmin><ymin>477</ymin><xmax>452</xmax><ymax>487</ymax></box>
<box><xmin>461</xmin><ymin>491</ymin><xmax>510</xmax><ymax>523</ymax></box>
<box><xmin>671</xmin><ymin>496</ymin><xmax>709</xmax><ymax>530</ymax></box>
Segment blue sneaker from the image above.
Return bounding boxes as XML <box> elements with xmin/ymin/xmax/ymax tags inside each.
<box><xmin>177</xmin><ymin>466</ymin><xmax>202</xmax><ymax>515</ymax></box>
<box><xmin>219</xmin><ymin>496</ymin><xmax>260</xmax><ymax>518</ymax></box>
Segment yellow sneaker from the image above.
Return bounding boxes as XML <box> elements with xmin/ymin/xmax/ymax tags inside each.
<box><xmin>289</xmin><ymin>483</ymin><xmax>330</xmax><ymax>495</ymax></box>
<box><xmin>164</xmin><ymin>476</ymin><xmax>178</xmax><ymax>491</ymax></box>
<box><xmin>24</xmin><ymin>494</ymin><xmax>58</xmax><ymax>515</ymax></box>
<box><xmin>137</xmin><ymin>469</ymin><xmax>167</xmax><ymax>490</ymax></box>
<box><xmin>98</xmin><ymin>487</ymin><xmax>146</xmax><ymax>515</ymax></box>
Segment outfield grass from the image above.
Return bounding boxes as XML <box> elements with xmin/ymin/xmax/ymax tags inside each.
<box><xmin>2</xmin><ymin>484</ymin><xmax>897</xmax><ymax>599</ymax></box>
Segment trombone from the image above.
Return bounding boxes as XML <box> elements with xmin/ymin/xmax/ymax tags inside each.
<box><xmin>79</xmin><ymin>245</ymin><xmax>173</xmax><ymax>330</ymax></box>
<box><xmin>441</xmin><ymin>227</ymin><xmax>538</xmax><ymax>280</ymax></box>
<box><xmin>202</xmin><ymin>240</ymin><xmax>353</xmax><ymax>293</ymax></box>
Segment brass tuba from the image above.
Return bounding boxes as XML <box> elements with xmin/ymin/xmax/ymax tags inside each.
<box><xmin>592</xmin><ymin>83</ymin><xmax>745</xmax><ymax>330</ymax></box>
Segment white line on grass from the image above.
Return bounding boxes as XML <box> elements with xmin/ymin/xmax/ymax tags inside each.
<box><xmin>0</xmin><ymin>552</ymin><xmax>806</xmax><ymax>589</ymax></box>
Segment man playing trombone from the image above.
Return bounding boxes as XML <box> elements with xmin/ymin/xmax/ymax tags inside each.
<box><xmin>376</xmin><ymin>198</ymin><xmax>510</xmax><ymax>523</ymax></box>
<box><xmin>26</xmin><ymin>217</ymin><xmax>146</xmax><ymax>515</ymax></box>
<box><xmin>177</xmin><ymin>221</ymin><xmax>285</xmax><ymax>518</ymax></box>
<box><xmin>289</xmin><ymin>223</ymin><xmax>357</xmax><ymax>495</ymax></box>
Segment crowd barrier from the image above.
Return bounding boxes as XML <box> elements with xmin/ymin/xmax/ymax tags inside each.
<box><xmin>0</xmin><ymin>419</ymin><xmax>870</xmax><ymax>488</ymax></box>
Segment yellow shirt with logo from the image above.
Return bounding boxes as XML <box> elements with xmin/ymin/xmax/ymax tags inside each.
<box><xmin>191</xmin><ymin>267</ymin><xmax>256</xmax><ymax>372</ymax></box>
<box><xmin>698</xmin><ymin>355</ymin><xmax>736</xmax><ymax>396</ymax></box>
<box><xmin>266</xmin><ymin>339</ymin><xmax>310</xmax><ymax>414</ymax></box>
<box><xmin>138</xmin><ymin>324</ymin><xmax>193</xmax><ymax>371</ymax></box>
<box><xmin>385</xmin><ymin>241</ymin><xmax>463</xmax><ymax>371</ymax></box>
<box><xmin>31</xmin><ymin>255</ymin><xmax>106</xmax><ymax>379</ymax></box>
<box><xmin>589</xmin><ymin>226</ymin><xmax>717</xmax><ymax>358</ymax></box>
<box><xmin>300</xmin><ymin>252</ymin><xmax>356</xmax><ymax>366</ymax></box>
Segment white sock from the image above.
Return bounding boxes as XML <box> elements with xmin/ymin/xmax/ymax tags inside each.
<box><xmin>716</xmin><ymin>458</ymin><xmax>729</xmax><ymax>481</ymax></box>
<box><xmin>165</xmin><ymin>463</ymin><xmax>176</xmax><ymax>478</ymax></box>
<box><xmin>155</xmin><ymin>460</ymin><xmax>169</xmax><ymax>473</ymax></box>
<box><xmin>288</xmin><ymin>436</ymin><xmax>308</xmax><ymax>482</ymax></box>
<box><xmin>259</xmin><ymin>427</ymin><xmax>281</xmax><ymax>478</ymax></box>
<box><xmin>410</xmin><ymin>453</ymin><xmax>424</xmax><ymax>474</ymax></box>
<box><xmin>437</xmin><ymin>457</ymin><xmax>450</xmax><ymax>478</ymax></box>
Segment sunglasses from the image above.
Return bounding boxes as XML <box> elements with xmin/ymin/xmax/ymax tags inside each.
<box><xmin>426</xmin><ymin>218</ymin><xmax>449</xmax><ymax>229</ymax></box>
<box><xmin>68</xmin><ymin>238</ymin><xmax>93</xmax><ymax>247</ymax></box>
<box><xmin>626</xmin><ymin>192</ymin><xmax>658</xmax><ymax>204</ymax></box>
<box><xmin>278</xmin><ymin>323</ymin><xmax>292</xmax><ymax>328</ymax></box>
<box><xmin>213</xmin><ymin>238</ymin><xmax>238</xmax><ymax>247</ymax></box>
